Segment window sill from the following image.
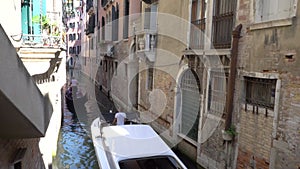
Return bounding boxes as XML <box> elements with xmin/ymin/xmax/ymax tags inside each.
<box><xmin>241</xmin><ymin>103</ymin><xmax>275</xmax><ymax>117</ymax></box>
<box><xmin>177</xmin><ymin>133</ymin><xmax>198</xmax><ymax>146</ymax></box>
<box><xmin>250</xmin><ymin>18</ymin><xmax>293</xmax><ymax>31</ymax></box>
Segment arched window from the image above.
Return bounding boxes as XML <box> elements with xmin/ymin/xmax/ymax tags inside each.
<box><xmin>179</xmin><ymin>69</ymin><xmax>201</xmax><ymax>142</ymax></box>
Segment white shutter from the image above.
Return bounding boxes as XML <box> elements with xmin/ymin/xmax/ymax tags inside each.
<box><xmin>255</xmin><ymin>0</ymin><xmax>264</xmax><ymax>22</ymax></box>
<box><xmin>258</xmin><ymin>0</ymin><xmax>295</xmax><ymax>22</ymax></box>
<box><xmin>262</xmin><ymin>0</ymin><xmax>273</xmax><ymax>21</ymax></box>
<box><xmin>144</xmin><ymin>7</ymin><xmax>151</xmax><ymax>29</ymax></box>
<box><xmin>278</xmin><ymin>0</ymin><xmax>293</xmax><ymax>19</ymax></box>
<box><xmin>150</xmin><ymin>4</ymin><xmax>158</xmax><ymax>30</ymax></box>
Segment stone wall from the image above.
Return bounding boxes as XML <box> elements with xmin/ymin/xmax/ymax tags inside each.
<box><xmin>271</xmin><ymin>73</ymin><xmax>300</xmax><ymax>169</ymax></box>
<box><xmin>236</xmin><ymin>0</ymin><xmax>300</xmax><ymax>168</ymax></box>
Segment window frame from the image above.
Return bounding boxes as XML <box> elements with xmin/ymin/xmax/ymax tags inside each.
<box><xmin>254</xmin><ymin>0</ymin><xmax>297</xmax><ymax>23</ymax></box>
<box><xmin>244</xmin><ymin>77</ymin><xmax>276</xmax><ymax>110</ymax></box>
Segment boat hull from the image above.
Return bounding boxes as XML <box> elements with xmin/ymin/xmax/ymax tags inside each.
<box><xmin>91</xmin><ymin>117</ymin><xmax>188</xmax><ymax>169</ymax></box>
<box><xmin>65</xmin><ymin>91</ymin><xmax>87</xmax><ymax>115</ymax></box>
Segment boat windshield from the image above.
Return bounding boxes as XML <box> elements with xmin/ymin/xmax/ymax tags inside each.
<box><xmin>118</xmin><ymin>155</ymin><xmax>184</xmax><ymax>169</ymax></box>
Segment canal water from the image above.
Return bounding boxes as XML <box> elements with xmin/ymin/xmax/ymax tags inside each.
<box><xmin>53</xmin><ymin>108</ymin><xmax>99</xmax><ymax>169</ymax></box>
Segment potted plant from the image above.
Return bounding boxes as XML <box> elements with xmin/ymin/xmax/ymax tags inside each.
<box><xmin>32</xmin><ymin>15</ymin><xmax>51</xmax><ymax>31</ymax></box>
<box><xmin>222</xmin><ymin>124</ymin><xmax>237</xmax><ymax>141</ymax></box>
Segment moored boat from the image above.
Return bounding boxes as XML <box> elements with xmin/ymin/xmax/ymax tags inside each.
<box><xmin>91</xmin><ymin>117</ymin><xmax>188</xmax><ymax>169</ymax></box>
<box><xmin>65</xmin><ymin>85</ymin><xmax>87</xmax><ymax>115</ymax></box>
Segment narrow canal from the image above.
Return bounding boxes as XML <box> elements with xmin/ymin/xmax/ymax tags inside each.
<box><xmin>53</xmin><ymin>73</ymin><xmax>203</xmax><ymax>169</ymax></box>
<box><xmin>53</xmin><ymin>107</ymin><xmax>99</xmax><ymax>169</ymax></box>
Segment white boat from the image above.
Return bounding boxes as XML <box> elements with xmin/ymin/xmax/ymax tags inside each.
<box><xmin>91</xmin><ymin>117</ymin><xmax>188</xmax><ymax>169</ymax></box>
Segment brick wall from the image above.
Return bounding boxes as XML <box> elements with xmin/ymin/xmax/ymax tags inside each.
<box><xmin>237</xmin><ymin>108</ymin><xmax>273</xmax><ymax>169</ymax></box>
<box><xmin>237</xmin><ymin>148</ymin><xmax>269</xmax><ymax>169</ymax></box>
<box><xmin>198</xmin><ymin>121</ymin><xmax>226</xmax><ymax>169</ymax></box>
<box><xmin>139</xmin><ymin>68</ymin><xmax>176</xmax><ymax>132</ymax></box>
<box><xmin>0</xmin><ymin>138</ymin><xmax>44</xmax><ymax>169</ymax></box>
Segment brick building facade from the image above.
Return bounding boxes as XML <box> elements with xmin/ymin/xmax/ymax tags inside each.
<box><xmin>0</xmin><ymin>139</ymin><xmax>44</xmax><ymax>169</ymax></box>
<box><xmin>235</xmin><ymin>0</ymin><xmax>300</xmax><ymax>168</ymax></box>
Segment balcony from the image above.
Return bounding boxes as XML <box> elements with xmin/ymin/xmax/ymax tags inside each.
<box><xmin>136</xmin><ymin>29</ymin><xmax>157</xmax><ymax>62</ymax></box>
<box><xmin>0</xmin><ymin>25</ymin><xmax>53</xmax><ymax>138</ymax></box>
<box><xmin>85</xmin><ymin>14</ymin><xmax>95</xmax><ymax>36</ymax></box>
<box><xmin>99</xmin><ymin>42</ymin><xmax>115</xmax><ymax>58</ymax></box>
<box><xmin>21</xmin><ymin>34</ymin><xmax>63</xmax><ymax>48</ymax></box>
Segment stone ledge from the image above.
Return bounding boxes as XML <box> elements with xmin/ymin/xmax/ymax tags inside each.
<box><xmin>249</xmin><ymin>18</ymin><xmax>293</xmax><ymax>31</ymax></box>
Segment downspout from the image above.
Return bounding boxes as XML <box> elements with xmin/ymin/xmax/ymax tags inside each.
<box><xmin>224</xmin><ymin>24</ymin><xmax>242</xmax><ymax>130</ymax></box>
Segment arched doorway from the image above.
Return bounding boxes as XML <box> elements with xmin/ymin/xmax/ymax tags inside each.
<box><xmin>178</xmin><ymin>68</ymin><xmax>201</xmax><ymax>142</ymax></box>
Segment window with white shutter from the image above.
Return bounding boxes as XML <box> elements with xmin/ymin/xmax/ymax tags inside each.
<box><xmin>255</xmin><ymin>0</ymin><xmax>297</xmax><ymax>23</ymax></box>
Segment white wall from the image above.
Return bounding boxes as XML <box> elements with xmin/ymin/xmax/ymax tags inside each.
<box><xmin>0</xmin><ymin>0</ymin><xmax>22</xmax><ymax>47</ymax></box>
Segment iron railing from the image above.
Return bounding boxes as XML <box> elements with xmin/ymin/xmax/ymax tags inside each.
<box><xmin>208</xmin><ymin>70</ymin><xmax>228</xmax><ymax>116</ymax></box>
<box><xmin>212</xmin><ymin>0</ymin><xmax>236</xmax><ymax>49</ymax></box>
<box><xmin>212</xmin><ymin>12</ymin><xmax>234</xmax><ymax>49</ymax></box>
<box><xmin>22</xmin><ymin>34</ymin><xmax>62</xmax><ymax>48</ymax></box>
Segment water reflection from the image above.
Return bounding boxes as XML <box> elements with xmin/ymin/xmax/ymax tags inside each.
<box><xmin>53</xmin><ymin>110</ymin><xmax>99</xmax><ymax>169</ymax></box>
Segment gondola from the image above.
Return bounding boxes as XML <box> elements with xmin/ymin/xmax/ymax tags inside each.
<box><xmin>65</xmin><ymin>85</ymin><xmax>88</xmax><ymax>115</ymax></box>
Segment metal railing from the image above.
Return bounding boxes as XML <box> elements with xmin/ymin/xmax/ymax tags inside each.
<box><xmin>22</xmin><ymin>34</ymin><xmax>63</xmax><ymax>48</ymax></box>
<box><xmin>212</xmin><ymin>12</ymin><xmax>234</xmax><ymax>49</ymax></box>
<box><xmin>245</xmin><ymin>77</ymin><xmax>276</xmax><ymax>110</ymax></box>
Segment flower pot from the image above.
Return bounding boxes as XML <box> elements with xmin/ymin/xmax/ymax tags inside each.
<box><xmin>222</xmin><ymin>130</ymin><xmax>233</xmax><ymax>141</ymax></box>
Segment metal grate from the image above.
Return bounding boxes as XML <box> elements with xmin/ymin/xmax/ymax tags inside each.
<box><xmin>245</xmin><ymin>77</ymin><xmax>276</xmax><ymax>110</ymax></box>
<box><xmin>208</xmin><ymin>70</ymin><xmax>228</xmax><ymax>116</ymax></box>
<box><xmin>212</xmin><ymin>0</ymin><xmax>236</xmax><ymax>49</ymax></box>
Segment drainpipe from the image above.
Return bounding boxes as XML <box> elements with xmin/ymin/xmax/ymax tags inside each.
<box><xmin>224</xmin><ymin>24</ymin><xmax>242</xmax><ymax>130</ymax></box>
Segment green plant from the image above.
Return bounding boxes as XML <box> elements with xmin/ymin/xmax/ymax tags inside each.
<box><xmin>32</xmin><ymin>15</ymin><xmax>50</xmax><ymax>29</ymax></box>
<box><xmin>225</xmin><ymin>124</ymin><xmax>237</xmax><ymax>136</ymax></box>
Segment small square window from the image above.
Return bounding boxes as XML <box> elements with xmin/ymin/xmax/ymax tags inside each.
<box><xmin>245</xmin><ymin>77</ymin><xmax>276</xmax><ymax>110</ymax></box>
<box><xmin>255</xmin><ymin>0</ymin><xmax>296</xmax><ymax>23</ymax></box>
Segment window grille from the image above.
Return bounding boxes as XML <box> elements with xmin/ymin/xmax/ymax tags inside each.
<box><xmin>244</xmin><ymin>77</ymin><xmax>276</xmax><ymax>110</ymax></box>
<box><xmin>208</xmin><ymin>70</ymin><xmax>228</xmax><ymax>116</ymax></box>
<box><xmin>212</xmin><ymin>0</ymin><xmax>236</xmax><ymax>49</ymax></box>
